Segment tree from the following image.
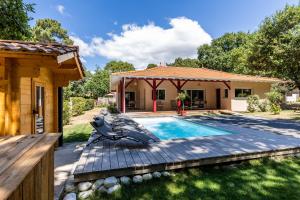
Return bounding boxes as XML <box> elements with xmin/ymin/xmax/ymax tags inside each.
<box><xmin>248</xmin><ymin>6</ymin><xmax>300</xmax><ymax>88</ymax></box>
<box><xmin>104</xmin><ymin>60</ymin><xmax>135</xmax><ymax>73</ymax></box>
<box><xmin>84</xmin><ymin>69</ymin><xmax>110</xmax><ymax>98</ymax></box>
<box><xmin>31</xmin><ymin>18</ymin><xmax>73</xmax><ymax>44</ymax></box>
<box><xmin>0</xmin><ymin>0</ymin><xmax>35</xmax><ymax>40</ymax></box>
<box><xmin>147</xmin><ymin>63</ymin><xmax>157</xmax><ymax>69</ymax></box>
<box><xmin>168</xmin><ymin>57</ymin><xmax>201</xmax><ymax>68</ymax></box>
<box><xmin>197</xmin><ymin>32</ymin><xmax>252</xmax><ymax>73</ymax></box>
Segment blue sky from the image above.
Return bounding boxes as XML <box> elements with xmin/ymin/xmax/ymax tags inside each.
<box><xmin>25</xmin><ymin>0</ymin><xmax>298</xmax><ymax>70</ymax></box>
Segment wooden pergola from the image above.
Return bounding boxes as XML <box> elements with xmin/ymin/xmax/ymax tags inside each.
<box><xmin>118</xmin><ymin>77</ymin><xmax>231</xmax><ymax>113</ymax></box>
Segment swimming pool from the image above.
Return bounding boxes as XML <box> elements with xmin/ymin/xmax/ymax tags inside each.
<box><xmin>132</xmin><ymin>117</ymin><xmax>236</xmax><ymax>140</ymax></box>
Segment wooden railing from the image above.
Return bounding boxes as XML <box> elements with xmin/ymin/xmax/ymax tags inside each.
<box><xmin>0</xmin><ymin>133</ymin><xmax>61</xmax><ymax>200</ymax></box>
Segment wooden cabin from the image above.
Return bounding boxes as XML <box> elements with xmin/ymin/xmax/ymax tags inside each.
<box><xmin>0</xmin><ymin>40</ymin><xmax>84</xmax><ymax>137</ymax></box>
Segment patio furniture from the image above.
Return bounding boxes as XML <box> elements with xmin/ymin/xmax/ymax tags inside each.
<box><xmin>157</xmin><ymin>100</ymin><xmax>164</xmax><ymax>111</ymax></box>
<box><xmin>87</xmin><ymin>120</ymin><xmax>153</xmax><ymax>146</ymax></box>
<box><xmin>171</xmin><ymin>100</ymin><xmax>177</xmax><ymax>110</ymax></box>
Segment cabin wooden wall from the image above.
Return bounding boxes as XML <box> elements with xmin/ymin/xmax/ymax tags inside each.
<box><xmin>0</xmin><ymin>57</ymin><xmax>59</xmax><ymax>136</ymax></box>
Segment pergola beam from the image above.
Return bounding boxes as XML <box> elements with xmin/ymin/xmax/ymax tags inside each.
<box><xmin>125</xmin><ymin>79</ymin><xmax>135</xmax><ymax>88</ymax></box>
<box><xmin>223</xmin><ymin>81</ymin><xmax>231</xmax><ymax>90</ymax></box>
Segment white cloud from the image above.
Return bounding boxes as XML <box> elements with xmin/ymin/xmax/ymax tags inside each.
<box><xmin>72</xmin><ymin>17</ymin><xmax>212</xmax><ymax>69</ymax></box>
<box><xmin>56</xmin><ymin>5</ymin><xmax>65</xmax><ymax>14</ymax></box>
<box><xmin>70</xmin><ymin>36</ymin><xmax>95</xmax><ymax>57</ymax></box>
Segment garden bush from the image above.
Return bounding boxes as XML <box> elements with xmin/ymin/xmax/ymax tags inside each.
<box><xmin>83</xmin><ymin>99</ymin><xmax>94</xmax><ymax>111</ymax></box>
<box><xmin>70</xmin><ymin>97</ymin><xmax>95</xmax><ymax>116</ymax></box>
<box><xmin>266</xmin><ymin>89</ymin><xmax>283</xmax><ymax>114</ymax></box>
<box><xmin>247</xmin><ymin>95</ymin><xmax>260</xmax><ymax>112</ymax></box>
<box><xmin>70</xmin><ymin>97</ymin><xmax>85</xmax><ymax>116</ymax></box>
<box><xmin>107</xmin><ymin>103</ymin><xmax>118</xmax><ymax>113</ymax></box>
<box><xmin>63</xmin><ymin>101</ymin><xmax>71</xmax><ymax>125</ymax></box>
<box><xmin>258</xmin><ymin>100</ymin><xmax>268</xmax><ymax>112</ymax></box>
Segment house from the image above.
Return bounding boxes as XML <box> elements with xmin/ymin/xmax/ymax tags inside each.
<box><xmin>0</xmin><ymin>40</ymin><xmax>84</xmax><ymax>137</ymax></box>
<box><xmin>110</xmin><ymin>66</ymin><xmax>281</xmax><ymax>113</ymax></box>
<box><xmin>285</xmin><ymin>88</ymin><xmax>300</xmax><ymax>103</ymax></box>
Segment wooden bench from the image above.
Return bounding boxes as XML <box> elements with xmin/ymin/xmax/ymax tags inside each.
<box><xmin>0</xmin><ymin>133</ymin><xmax>61</xmax><ymax>200</ymax></box>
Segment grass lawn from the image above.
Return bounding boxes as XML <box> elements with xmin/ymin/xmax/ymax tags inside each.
<box><xmin>88</xmin><ymin>157</ymin><xmax>300</xmax><ymax>200</ymax></box>
<box><xmin>241</xmin><ymin>110</ymin><xmax>300</xmax><ymax>121</ymax></box>
<box><xmin>63</xmin><ymin>123</ymin><xmax>93</xmax><ymax>143</ymax></box>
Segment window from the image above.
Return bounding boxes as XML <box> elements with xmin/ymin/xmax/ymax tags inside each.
<box><xmin>235</xmin><ymin>89</ymin><xmax>252</xmax><ymax>98</ymax></box>
<box><xmin>152</xmin><ymin>89</ymin><xmax>165</xmax><ymax>100</ymax></box>
<box><xmin>224</xmin><ymin>89</ymin><xmax>228</xmax><ymax>98</ymax></box>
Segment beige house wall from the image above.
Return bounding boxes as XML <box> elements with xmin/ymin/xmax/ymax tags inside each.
<box><xmin>230</xmin><ymin>81</ymin><xmax>272</xmax><ymax>111</ymax></box>
<box><xmin>114</xmin><ymin>79</ymin><xmax>273</xmax><ymax>112</ymax></box>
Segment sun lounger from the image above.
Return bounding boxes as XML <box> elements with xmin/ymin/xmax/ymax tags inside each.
<box><xmin>87</xmin><ymin>120</ymin><xmax>153</xmax><ymax>146</ymax></box>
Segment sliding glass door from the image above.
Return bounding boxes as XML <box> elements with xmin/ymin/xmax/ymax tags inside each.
<box><xmin>185</xmin><ymin>90</ymin><xmax>205</xmax><ymax>109</ymax></box>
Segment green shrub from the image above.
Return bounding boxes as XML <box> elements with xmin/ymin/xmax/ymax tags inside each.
<box><xmin>247</xmin><ymin>95</ymin><xmax>260</xmax><ymax>112</ymax></box>
<box><xmin>70</xmin><ymin>97</ymin><xmax>95</xmax><ymax>116</ymax></box>
<box><xmin>266</xmin><ymin>89</ymin><xmax>283</xmax><ymax>114</ymax></box>
<box><xmin>258</xmin><ymin>100</ymin><xmax>268</xmax><ymax>112</ymax></box>
<box><xmin>70</xmin><ymin>97</ymin><xmax>85</xmax><ymax>116</ymax></box>
<box><xmin>63</xmin><ymin>101</ymin><xmax>71</xmax><ymax>125</ymax></box>
<box><xmin>270</xmin><ymin>103</ymin><xmax>281</xmax><ymax>114</ymax></box>
<box><xmin>107</xmin><ymin>103</ymin><xmax>118</xmax><ymax>113</ymax></box>
<box><xmin>83</xmin><ymin>99</ymin><xmax>94</xmax><ymax>111</ymax></box>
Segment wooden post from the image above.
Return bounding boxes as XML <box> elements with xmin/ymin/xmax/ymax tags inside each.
<box><xmin>153</xmin><ymin>79</ymin><xmax>157</xmax><ymax>112</ymax></box>
<box><xmin>121</xmin><ymin>77</ymin><xmax>126</xmax><ymax>113</ymax></box>
<box><xmin>0</xmin><ymin>57</ymin><xmax>5</xmax><ymax>135</ymax></box>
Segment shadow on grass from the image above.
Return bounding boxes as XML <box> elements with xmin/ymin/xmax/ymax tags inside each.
<box><xmin>87</xmin><ymin>157</ymin><xmax>300</xmax><ymax>200</ymax></box>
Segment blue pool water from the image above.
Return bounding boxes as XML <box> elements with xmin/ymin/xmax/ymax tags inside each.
<box><xmin>133</xmin><ymin>117</ymin><xmax>235</xmax><ymax>140</ymax></box>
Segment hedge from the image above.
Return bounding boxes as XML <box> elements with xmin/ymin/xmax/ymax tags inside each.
<box><xmin>70</xmin><ymin>97</ymin><xmax>95</xmax><ymax>116</ymax></box>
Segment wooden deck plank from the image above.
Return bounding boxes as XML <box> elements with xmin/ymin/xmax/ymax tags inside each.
<box><xmin>123</xmin><ymin>148</ymin><xmax>135</xmax><ymax>168</ymax></box>
<box><xmin>84</xmin><ymin>146</ymin><xmax>97</xmax><ymax>172</ymax></box>
<box><xmin>101</xmin><ymin>144</ymin><xmax>111</xmax><ymax>171</ymax></box>
<box><xmin>147</xmin><ymin>147</ymin><xmax>168</xmax><ymax>164</ymax></box>
<box><xmin>137</xmin><ymin>150</ymin><xmax>151</xmax><ymax>166</ymax></box>
<box><xmin>116</xmin><ymin>149</ymin><xmax>127</xmax><ymax>168</ymax></box>
<box><xmin>130</xmin><ymin>149</ymin><xmax>144</xmax><ymax>167</ymax></box>
<box><xmin>149</xmin><ymin>145</ymin><xmax>174</xmax><ymax>163</ymax></box>
<box><xmin>74</xmin><ymin>146</ymin><xmax>91</xmax><ymax>174</ymax></box>
<box><xmin>92</xmin><ymin>143</ymin><xmax>104</xmax><ymax>172</ymax></box>
<box><xmin>109</xmin><ymin>145</ymin><xmax>120</xmax><ymax>170</ymax></box>
<box><xmin>141</xmin><ymin>148</ymin><xmax>161</xmax><ymax>165</ymax></box>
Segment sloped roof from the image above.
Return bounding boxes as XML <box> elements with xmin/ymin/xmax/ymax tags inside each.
<box><xmin>0</xmin><ymin>40</ymin><xmax>78</xmax><ymax>55</ymax></box>
<box><xmin>0</xmin><ymin>40</ymin><xmax>84</xmax><ymax>77</ymax></box>
<box><xmin>112</xmin><ymin>66</ymin><xmax>282</xmax><ymax>83</ymax></box>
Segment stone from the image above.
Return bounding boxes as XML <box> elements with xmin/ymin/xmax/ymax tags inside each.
<box><xmin>120</xmin><ymin>176</ymin><xmax>131</xmax><ymax>185</ymax></box>
<box><xmin>107</xmin><ymin>184</ymin><xmax>121</xmax><ymax>194</ymax></box>
<box><xmin>152</xmin><ymin>171</ymin><xmax>161</xmax><ymax>178</ymax></box>
<box><xmin>98</xmin><ymin>186</ymin><xmax>108</xmax><ymax>193</ymax></box>
<box><xmin>63</xmin><ymin>193</ymin><xmax>76</xmax><ymax>200</ymax></box>
<box><xmin>92</xmin><ymin>179</ymin><xmax>104</xmax><ymax>190</ymax></box>
<box><xmin>65</xmin><ymin>183</ymin><xmax>76</xmax><ymax>192</ymax></box>
<box><xmin>142</xmin><ymin>173</ymin><xmax>152</xmax><ymax>181</ymax></box>
<box><xmin>133</xmin><ymin>175</ymin><xmax>143</xmax><ymax>183</ymax></box>
<box><xmin>78</xmin><ymin>190</ymin><xmax>93</xmax><ymax>199</ymax></box>
<box><xmin>78</xmin><ymin>182</ymin><xmax>92</xmax><ymax>191</ymax></box>
<box><xmin>162</xmin><ymin>171</ymin><xmax>170</xmax><ymax>176</ymax></box>
<box><xmin>104</xmin><ymin>176</ymin><xmax>118</xmax><ymax>188</ymax></box>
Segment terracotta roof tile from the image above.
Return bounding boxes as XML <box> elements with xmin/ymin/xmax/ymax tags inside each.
<box><xmin>112</xmin><ymin>66</ymin><xmax>282</xmax><ymax>83</ymax></box>
<box><xmin>0</xmin><ymin>40</ymin><xmax>78</xmax><ymax>55</ymax></box>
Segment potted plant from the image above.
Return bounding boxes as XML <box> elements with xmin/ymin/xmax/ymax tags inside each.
<box><xmin>176</xmin><ymin>92</ymin><xmax>188</xmax><ymax>116</ymax></box>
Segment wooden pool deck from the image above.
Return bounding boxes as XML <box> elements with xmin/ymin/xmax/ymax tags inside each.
<box><xmin>73</xmin><ymin>126</ymin><xmax>300</xmax><ymax>182</ymax></box>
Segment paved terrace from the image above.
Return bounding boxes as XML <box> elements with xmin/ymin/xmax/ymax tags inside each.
<box><xmin>73</xmin><ymin>115</ymin><xmax>300</xmax><ymax>182</ymax></box>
